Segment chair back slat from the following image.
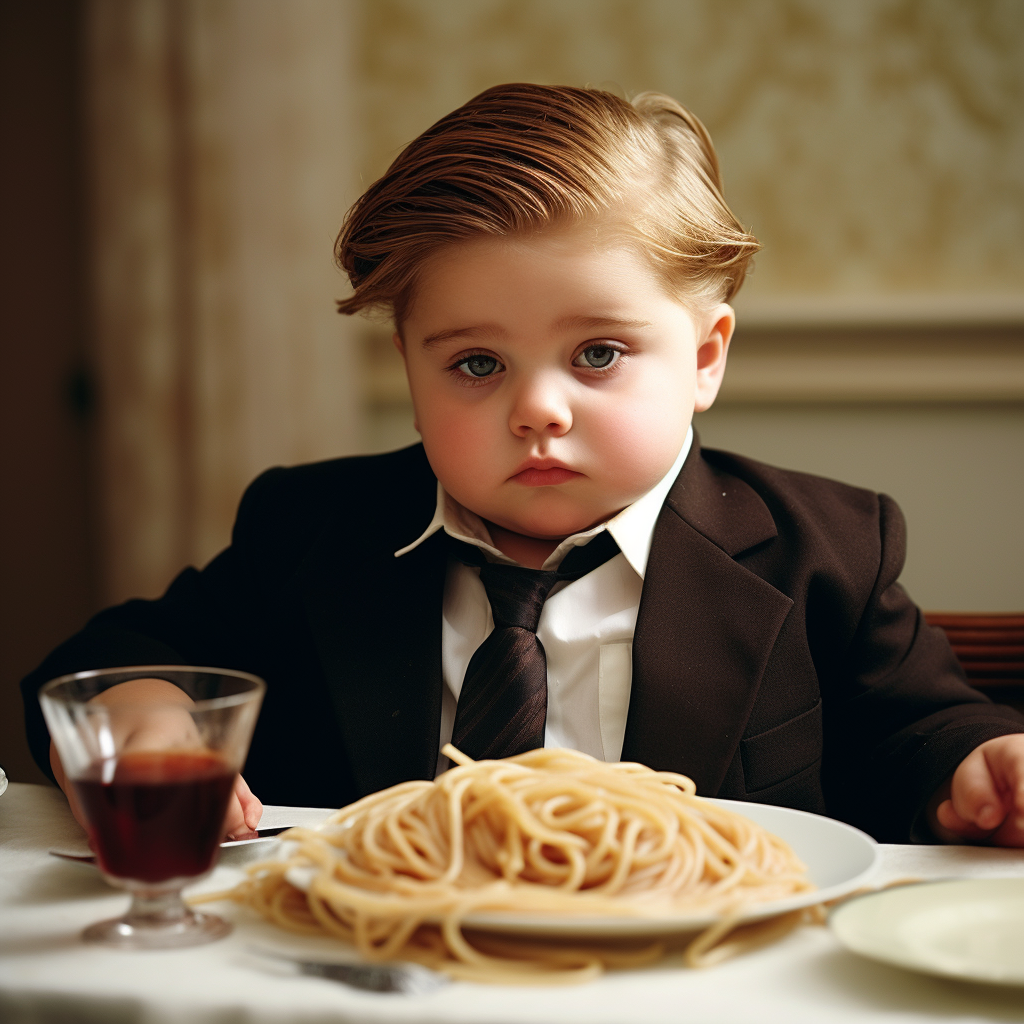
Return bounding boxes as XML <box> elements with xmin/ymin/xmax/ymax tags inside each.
<box><xmin>926</xmin><ymin>614</ymin><xmax>1024</xmax><ymax>631</ymax></box>
<box><xmin>925</xmin><ymin>613</ymin><xmax>1024</xmax><ymax>707</ymax></box>
<box><xmin>944</xmin><ymin>632</ymin><xmax>1024</xmax><ymax>646</ymax></box>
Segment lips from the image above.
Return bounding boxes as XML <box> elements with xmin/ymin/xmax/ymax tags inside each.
<box><xmin>510</xmin><ymin>463</ymin><xmax>582</xmax><ymax>487</ymax></box>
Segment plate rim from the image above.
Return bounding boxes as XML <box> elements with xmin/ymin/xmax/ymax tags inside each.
<box><xmin>829</xmin><ymin>877</ymin><xmax>1024</xmax><ymax>987</ymax></box>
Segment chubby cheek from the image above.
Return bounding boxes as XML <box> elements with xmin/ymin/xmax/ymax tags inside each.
<box><xmin>581</xmin><ymin>389</ymin><xmax>691</xmax><ymax>497</ymax></box>
<box><xmin>416</xmin><ymin>400</ymin><xmax>503</xmax><ymax>493</ymax></box>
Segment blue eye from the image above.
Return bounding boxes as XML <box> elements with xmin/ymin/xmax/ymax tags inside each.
<box><xmin>457</xmin><ymin>355</ymin><xmax>502</xmax><ymax>378</ymax></box>
<box><xmin>574</xmin><ymin>346</ymin><xmax>618</xmax><ymax>369</ymax></box>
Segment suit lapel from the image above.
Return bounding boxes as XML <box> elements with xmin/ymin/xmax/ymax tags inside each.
<box><xmin>296</xmin><ymin>471</ymin><xmax>447</xmax><ymax>798</ymax></box>
<box><xmin>623</xmin><ymin>439</ymin><xmax>794</xmax><ymax>794</ymax></box>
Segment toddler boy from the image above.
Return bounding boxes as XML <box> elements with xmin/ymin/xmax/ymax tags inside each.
<box><xmin>23</xmin><ymin>84</ymin><xmax>1024</xmax><ymax>844</ymax></box>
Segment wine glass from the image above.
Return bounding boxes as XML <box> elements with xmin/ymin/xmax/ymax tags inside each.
<box><xmin>40</xmin><ymin>665</ymin><xmax>265</xmax><ymax>949</ymax></box>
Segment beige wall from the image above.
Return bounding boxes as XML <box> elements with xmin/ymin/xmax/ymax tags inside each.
<box><xmin>354</xmin><ymin>0</ymin><xmax>1024</xmax><ymax>611</ymax></box>
<box><xmin>695</xmin><ymin>402</ymin><xmax>1024</xmax><ymax>612</ymax></box>
<box><xmin>357</xmin><ymin>0</ymin><xmax>1024</xmax><ymax>297</ymax></box>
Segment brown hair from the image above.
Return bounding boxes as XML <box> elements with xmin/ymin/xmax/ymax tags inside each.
<box><xmin>335</xmin><ymin>83</ymin><xmax>759</xmax><ymax>324</ymax></box>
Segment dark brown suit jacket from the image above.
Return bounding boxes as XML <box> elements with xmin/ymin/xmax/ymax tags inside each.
<box><xmin>22</xmin><ymin>438</ymin><xmax>1023</xmax><ymax>841</ymax></box>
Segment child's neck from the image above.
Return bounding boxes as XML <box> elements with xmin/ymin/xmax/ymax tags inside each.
<box><xmin>485</xmin><ymin>522</ymin><xmax>561</xmax><ymax>569</ymax></box>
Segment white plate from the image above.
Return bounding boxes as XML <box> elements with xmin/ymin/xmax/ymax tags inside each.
<box><xmin>830</xmin><ymin>878</ymin><xmax>1024</xmax><ymax>986</ymax></box>
<box><xmin>285</xmin><ymin>798</ymin><xmax>878</xmax><ymax>938</ymax></box>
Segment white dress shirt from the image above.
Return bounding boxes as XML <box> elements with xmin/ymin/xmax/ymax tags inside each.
<box><xmin>394</xmin><ymin>428</ymin><xmax>693</xmax><ymax>775</ymax></box>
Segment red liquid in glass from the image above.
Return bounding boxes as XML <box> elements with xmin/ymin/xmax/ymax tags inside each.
<box><xmin>72</xmin><ymin>750</ymin><xmax>236</xmax><ymax>884</ymax></box>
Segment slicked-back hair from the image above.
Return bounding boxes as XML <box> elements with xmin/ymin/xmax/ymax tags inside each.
<box><xmin>335</xmin><ymin>83</ymin><xmax>759</xmax><ymax>324</ymax></box>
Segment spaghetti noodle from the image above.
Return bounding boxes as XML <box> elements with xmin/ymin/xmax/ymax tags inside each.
<box><xmin>204</xmin><ymin>746</ymin><xmax>814</xmax><ymax>982</ymax></box>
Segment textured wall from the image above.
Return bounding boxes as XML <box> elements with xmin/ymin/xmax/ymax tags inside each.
<box><xmin>357</xmin><ymin>0</ymin><xmax>1024</xmax><ymax>299</ymax></box>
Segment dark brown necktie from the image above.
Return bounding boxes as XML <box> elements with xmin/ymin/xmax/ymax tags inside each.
<box><xmin>450</xmin><ymin>531</ymin><xmax>619</xmax><ymax>761</ymax></box>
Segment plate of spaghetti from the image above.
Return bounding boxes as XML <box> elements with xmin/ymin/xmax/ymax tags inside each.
<box><xmin>205</xmin><ymin>746</ymin><xmax>877</xmax><ymax>982</ymax></box>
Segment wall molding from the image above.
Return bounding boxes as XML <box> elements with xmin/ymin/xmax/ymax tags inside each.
<box><xmin>724</xmin><ymin>315</ymin><xmax>1024</xmax><ymax>403</ymax></box>
<box><xmin>719</xmin><ymin>351</ymin><xmax>1024</xmax><ymax>403</ymax></box>
<box><xmin>732</xmin><ymin>293</ymin><xmax>1024</xmax><ymax>330</ymax></box>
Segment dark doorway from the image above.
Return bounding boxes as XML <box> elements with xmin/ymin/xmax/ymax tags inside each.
<box><xmin>1</xmin><ymin>1</ymin><xmax>98</xmax><ymax>783</ymax></box>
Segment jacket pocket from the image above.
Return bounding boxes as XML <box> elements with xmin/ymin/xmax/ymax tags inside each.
<box><xmin>740</xmin><ymin>699</ymin><xmax>823</xmax><ymax>792</ymax></box>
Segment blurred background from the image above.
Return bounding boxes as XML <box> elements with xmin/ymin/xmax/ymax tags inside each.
<box><xmin>2</xmin><ymin>0</ymin><xmax>1022</xmax><ymax>783</ymax></box>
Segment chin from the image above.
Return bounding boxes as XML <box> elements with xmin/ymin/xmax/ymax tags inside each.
<box><xmin>502</xmin><ymin>506</ymin><xmax>607</xmax><ymax>541</ymax></box>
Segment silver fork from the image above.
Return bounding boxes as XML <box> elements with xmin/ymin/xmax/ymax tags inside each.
<box><xmin>246</xmin><ymin>947</ymin><xmax>449</xmax><ymax>994</ymax></box>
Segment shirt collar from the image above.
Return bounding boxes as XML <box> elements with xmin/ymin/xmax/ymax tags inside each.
<box><xmin>393</xmin><ymin>426</ymin><xmax>693</xmax><ymax>579</ymax></box>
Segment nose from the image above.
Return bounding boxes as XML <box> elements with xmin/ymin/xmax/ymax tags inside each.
<box><xmin>508</xmin><ymin>373</ymin><xmax>573</xmax><ymax>438</ymax></box>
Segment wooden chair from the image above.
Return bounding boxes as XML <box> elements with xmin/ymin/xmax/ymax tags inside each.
<box><xmin>925</xmin><ymin>613</ymin><xmax>1024</xmax><ymax>712</ymax></box>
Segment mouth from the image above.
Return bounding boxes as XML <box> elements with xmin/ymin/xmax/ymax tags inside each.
<box><xmin>509</xmin><ymin>461</ymin><xmax>582</xmax><ymax>487</ymax></box>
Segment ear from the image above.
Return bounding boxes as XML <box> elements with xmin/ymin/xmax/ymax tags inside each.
<box><xmin>693</xmin><ymin>304</ymin><xmax>734</xmax><ymax>413</ymax></box>
<box><xmin>392</xmin><ymin>331</ymin><xmax>406</xmax><ymax>358</ymax></box>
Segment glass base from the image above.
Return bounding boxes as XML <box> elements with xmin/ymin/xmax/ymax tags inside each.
<box><xmin>83</xmin><ymin>888</ymin><xmax>232</xmax><ymax>949</ymax></box>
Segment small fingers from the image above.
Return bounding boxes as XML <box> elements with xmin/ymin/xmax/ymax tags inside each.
<box><xmin>935</xmin><ymin>798</ymin><xmax>994</xmax><ymax>840</ymax></box>
<box><xmin>979</xmin><ymin>737</ymin><xmax>1024</xmax><ymax>843</ymax></box>
<box><xmin>234</xmin><ymin>774</ymin><xmax>263</xmax><ymax>832</ymax></box>
<box><xmin>949</xmin><ymin>748</ymin><xmax>1006</xmax><ymax>833</ymax></box>
<box><xmin>221</xmin><ymin>792</ymin><xmax>250</xmax><ymax>840</ymax></box>
<box><xmin>989</xmin><ymin>813</ymin><xmax>1024</xmax><ymax>847</ymax></box>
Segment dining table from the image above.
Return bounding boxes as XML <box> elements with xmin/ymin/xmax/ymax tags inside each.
<box><xmin>2</xmin><ymin>780</ymin><xmax>1024</xmax><ymax>1024</ymax></box>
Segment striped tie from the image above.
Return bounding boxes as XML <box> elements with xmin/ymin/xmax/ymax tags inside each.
<box><xmin>450</xmin><ymin>531</ymin><xmax>619</xmax><ymax>761</ymax></box>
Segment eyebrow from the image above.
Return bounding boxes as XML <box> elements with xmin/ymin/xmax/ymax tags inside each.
<box><xmin>419</xmin><ymin>315</ymin><xmax>653</xmax><ymax>348</ymax></box>
<box><xmin>419</xmin><ymin>324</ymin><xmax>505</xmax><ymax>348</ymax></box>
<box><xmin>551</xmin><ymin>314</ymin><xmax>654</xmax><ymax>333</ymax></box>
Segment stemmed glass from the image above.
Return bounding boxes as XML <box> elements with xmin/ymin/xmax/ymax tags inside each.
<box><xmin>40</xmin><ymin>666</ymin><xmax>265</xmax><ymax>949</ymax></box>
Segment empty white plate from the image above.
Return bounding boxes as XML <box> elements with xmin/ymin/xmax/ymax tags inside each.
<box><xmin>831</xmin><ymin>878</ymin><xmax>1024</xmax><ymax>986</ymax></box>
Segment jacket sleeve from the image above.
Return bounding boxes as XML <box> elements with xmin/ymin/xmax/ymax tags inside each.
<box><xmin>20</xmin><ymin>466</ymin><xmax>288</xmax><ymax>782</ymax></box>
<box><xmin>823</xmin><ymin>493</ymin><xmax>1024</xmax><ymax>841</ymax></box>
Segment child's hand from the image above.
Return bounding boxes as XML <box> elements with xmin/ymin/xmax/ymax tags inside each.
<box><xmin>930</xmin><ymin>735</ymin><xmax>1024</xmax><ymax>846</ymax></box>
<box><xmin>223</xmin><ymin>774</ymin><xmax>263</xmax><ymax>839</ymax></box>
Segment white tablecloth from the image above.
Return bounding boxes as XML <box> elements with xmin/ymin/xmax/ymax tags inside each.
<box><xmin>2</xmin><ymin>781</ymin><xmax>1024</xmax><ymax>1024</ymax></box>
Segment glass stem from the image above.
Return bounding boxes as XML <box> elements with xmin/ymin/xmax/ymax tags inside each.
<box><xmin>123</xmin><ymin>887</ymin><xmax>193</xmax><ymax>929</ymax></box>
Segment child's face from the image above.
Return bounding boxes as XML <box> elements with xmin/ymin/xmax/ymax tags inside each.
<box><xmin>396</xmin><ymin>225</ymin><xmax>733</xmax><ymax>541</ymax></box>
